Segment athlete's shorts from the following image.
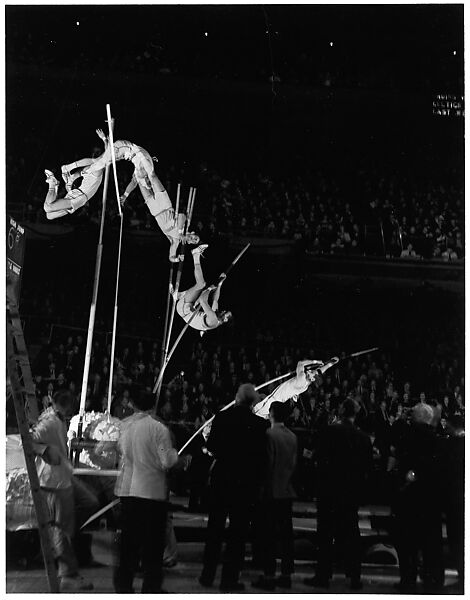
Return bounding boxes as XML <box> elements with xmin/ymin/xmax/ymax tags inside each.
<box><xmin>67</xmin><ymin>171</ymin><xmax>104</xmax><ymax>212</ymax></box>
<box><xmin>176</xmin><ymin>295</ymin><xmax>208</xmax><ymax>331</ymax></box>
<box><xmin>146</xmin><ymin>189</ymin><xmax>172</xmax><ymax>217</ymax></box>
<box><xmin>154</xmin><ymin>209</ymin><xmax>180</xmax><ymax>242</ymax></box>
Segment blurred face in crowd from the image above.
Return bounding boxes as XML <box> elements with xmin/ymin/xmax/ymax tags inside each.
<box><xmin>53</xmin><ymin>396</ymin><xmax>72</xmax><ymax>418</ymax></box>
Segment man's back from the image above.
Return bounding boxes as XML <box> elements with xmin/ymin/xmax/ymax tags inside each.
<box><xmin>116</xmin><ymin>413</ymin><xmax>177</xmax><ymax>500</ymax></box>
<box><xmin>265</xmin><ymin>425</ymin><xmax>297</xmax><ymax>499</ymax></box>
<box><xmin>207</xmin><ymin>405</ymin><xmax>267</xmax><ymax>495</ymax></box>
<box><xmin>315</xmin><ymin>421</ymin><xmax>373</xmax><ymax>502</ymax></box>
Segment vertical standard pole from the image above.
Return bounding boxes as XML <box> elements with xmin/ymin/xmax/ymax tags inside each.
<box><xmin>161</xmin><ymin>183</ymin><xmax>181</xmax><ymax>366</ymax></box>
<box><xmin>155</xmin><ymin>187</ymin><xmax>194</xmax><ymax>405</ymax></box>
<box><xmin>107</xmin><ymin>214</ymin><xmax>124</xmax><ymax>415</ymax></box>
<box><xmin>78</xmin><ymin>165</ymin><xmax>110</xmax><ymax>417</ymax></box>
<box><xmin>105</xmin><ymin>104</ymin><xmax>123</xmax><ymax>415</ymax></box>
<box><xmin>398</xmin><ymin>224</ymin><xmax>404</xmax><ymax>253</ymax></box>
<box><xmin>162</xmin><ymin>187</ymin><xmax>192</xmax><ymax>360</ymax></box>
<box><xmin>106</xmin><ymin>104</ymin><xmax>123</xmax><ymax>217</ymax></box>
<box><xmin>153</xmin><ymin>307</ymin><xmax>202</xmax><ymax>408</ymax></box>
<box><xmin>379</xmin><ymin>219</ymin><xmax>386</xmax><ymax>256</ymax></box>
<box><xmin>76</xmin><ymin>117</ymin><xmax>113</xmax><ymax>464</ymax></box>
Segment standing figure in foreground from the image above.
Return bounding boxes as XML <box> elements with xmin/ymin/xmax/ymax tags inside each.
<box><xmin>31</xmin><ymin>390</ymin><xmax>93</xmax><ymax>591</ymax></box>
<box><xmin>440</xmin><ymin>413</ymin><xmax>464</xmax><ymax>592</ymax></box>
<box><xmin>199</xmin><ymin>383</ymin><xmax>267</xmax><ymax>591</ymax></box>
<box><xmin>304</xmin><ymin>398</ymin><xmax>373</xmax><ymax>591</ymax></box>
<box><xmin>392</xmin><ymin>403</ymin><xmax>444</xmax><ymax>593</ymax></box>
<box><xmin>113</xmin><ymin>390</ymin><xmax>188</xmax><ymax>593</ymax></box>
<box><xmin>252</xmin><ymin>401</ymin><xmax>297</xmax><ymax>591</ymax></box>
<box><xmin>175</xmin><ymin>244</ymin><xmax>233</xmax><ymax>333</ymax></box>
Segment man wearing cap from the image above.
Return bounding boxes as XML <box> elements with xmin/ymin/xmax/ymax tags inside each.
<box><xmin>304</xmin><ymin>398</ymin><xmax>373</xmax><ymax>591</ymax></box>
<box><xmin>199</xmin><ymin>383</ymin><xmax>268</xmax><ymax>592</ymax></box>
<box><xmin>392</xmin><ymin>403</ymin><xmax>444</xmax><ymax>593</ymax></box>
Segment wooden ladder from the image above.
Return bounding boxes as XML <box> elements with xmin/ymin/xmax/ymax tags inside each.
<box><xmin>6</xmin><ymin>281</ymin><xmax>60</xmax><ymax>592</ymax></box>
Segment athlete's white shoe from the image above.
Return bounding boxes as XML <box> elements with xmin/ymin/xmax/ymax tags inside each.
<box><xmin>191</xmin><ymin>244</ymin><xmax>209</xmax><ymax>257</ymax></box>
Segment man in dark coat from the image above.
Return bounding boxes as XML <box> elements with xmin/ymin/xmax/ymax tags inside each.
<box><xmin>199</xmin><ymin>383</ymin><xmax>268</xmax><ymax>591</ymax></box>
<box><xmin>392</xmin><ymin>403</ymin><xmax>444</xmax><ymax>593</ymax></box>
<box><xmin>252</xmin><ymin>401</ymin><xmax>298</xmax><ymax>591</ymax></box>
<box><xmin>304</xmin><ymin>398</ymin><xmax>373</xmax><ymax>591</ymax></box>
<box><xmin>440</xmin><ymin>413</ymin><xmax>464</xmax><ymax>591</ymax></box>
<box><xmin>442</xmin><ymin>415</ymin><xmax>465</xmax><ymax>593</ymax></box>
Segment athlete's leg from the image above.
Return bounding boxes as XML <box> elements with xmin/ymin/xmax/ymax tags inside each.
<box><xmin>62</xmin><ymin>158</ymin><xmax>95</xmax><ymax>174</ymax></box>
<box><xmin>78</xmin><ymin>170</ymin><xmax>104</xmax><ymax>206</ymax></box>
<box><xmin>44</xmin><ymin>184</ymin><xmax>96</xmax><ymax>218</ymax></box>
<box><xmin>140</xmin><ymin>183</ymin><xmax>181</xmax><ymax>261</ymax></box>
<box><xmin>197</xmin><ymin>292</ymin><xmax>219</xmax><ymax>329</ymax></box>
<box><xmin>44</xmin><ymin>170</ymin><xmax>71</xmax><ymax>219</ymax></box>
<box><xmin>81</xmin><ymin>145</ymin><xmax>112</xmax><ymax>175</ymax></box>
<box><xmin>44</xmin><ymin>170</ymin><xmax>59</xmax><ymax>206</ymax></box>
<box><xmin>191</xmin><ymin>245</ymin><xmax>208</xmax><ymax>288</ymax></box>
<box><xmin>182</xmin><ymin>246</ymin><xmax>208</xmax><ymax>304</ymax></box>
<box><xmin>134</xmin><ymin>151</ymin><xmax>165</xmax><ymax>196</ymax></box>
<box><xmin>61</xmin><ymin>159</ymin><xmax>94</xmax><ymax>192</ymax></box>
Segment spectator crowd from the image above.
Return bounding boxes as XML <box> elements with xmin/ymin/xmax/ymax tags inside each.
<box><xmin>12</xmin><ymin>159</ymin><xmax>465</xmax><ymax>263</ymax></box>
<box><xmin>19</xmin><ymin>311</ymin><xmax>464</xmax><ymax>501</ymax></box>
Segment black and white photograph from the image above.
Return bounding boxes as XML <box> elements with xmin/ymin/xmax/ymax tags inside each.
<box><xmin>5</xmin><ymin>2</ymin><xmax>464</xmax><ymax>594</ymax></box>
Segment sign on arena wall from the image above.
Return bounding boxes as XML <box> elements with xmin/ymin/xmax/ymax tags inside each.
<box><xmin>433</xmin><ymin>93</ymin><xmax>464</xmax><ymax>117</ymax></box>
<box><xmin>7</xmin><ymin>216</ymin><xmax>25</xmax><ymax>304</ymax></box>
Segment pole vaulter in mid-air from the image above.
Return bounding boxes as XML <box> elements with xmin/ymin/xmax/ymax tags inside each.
<box><xmin>43</xmin><ymin>129</ymin><xmax>200</xmax><ymax>262</ymax></box>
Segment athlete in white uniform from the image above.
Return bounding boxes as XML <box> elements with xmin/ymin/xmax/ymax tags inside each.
<box><xmin>86</xmin><ymin>135</ymin><xmax>199</xmax><ymax>262</ymax></box>
<box><xmin>175</xmin><ymin>244</ymin><xmax>232</xmax><ymax>333</ymax></box>
<box><xmin>253</xmin><ymin>360</ymin><xmax>325</xmax><ymax>419</ymax></box>
<box><xmin>43</xmin><ymin>129</ymin><xmax>108</xmax><ymax>220</ymax></box>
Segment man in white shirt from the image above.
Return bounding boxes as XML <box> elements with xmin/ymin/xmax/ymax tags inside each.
<box><xmin>113</xmin><ymin>390</ymin><xmax>188</xmax><ymax>593</ymax></box>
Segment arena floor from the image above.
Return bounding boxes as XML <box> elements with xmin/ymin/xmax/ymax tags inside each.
<box><xmin>6</xmin><ymin>497</ymin><xmax>460</xmax><ymax>594</ymax></box>
<box><xmin>6</xmin><ymin>544</ymin><xmax>461</xmax><ymax>594</ymax></box>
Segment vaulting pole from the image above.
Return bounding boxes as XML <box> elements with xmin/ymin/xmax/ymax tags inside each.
<box><xmin>155</xmin><ymin>187</ymin><xmax>196</xmax><ymax>404</ymax></box>
<box><xmin>177</xmin><ymin>370</ymin><xmax>296</xmax><ymax>455</ymax></box>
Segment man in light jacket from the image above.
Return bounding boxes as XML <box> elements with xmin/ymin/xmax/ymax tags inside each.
<box><xmin>113</xmin><ymin>390</ymin><xmax>188</xmax><ymax>593</ymax></box>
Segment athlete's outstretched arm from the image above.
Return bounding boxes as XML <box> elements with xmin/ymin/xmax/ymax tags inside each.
<box><xmin>210</xmin><ymin>273</ymin><xmax>226</xmax><ymax>311</ymax></box>
<box><xmin>120</xmin><ymin>175</ymin><xmax>138</xmax><ymax>205</ymax></box>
